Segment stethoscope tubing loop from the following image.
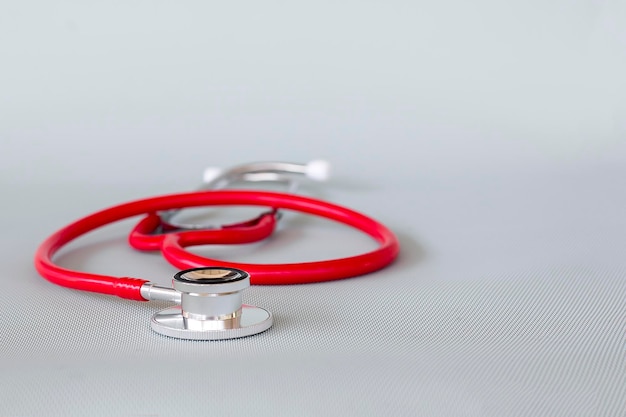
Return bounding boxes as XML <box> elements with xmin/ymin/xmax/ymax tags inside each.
<box><xmin>35</xmin><ymin>190</ymin><xmax>399</xmax><ymax>300</ymax></box>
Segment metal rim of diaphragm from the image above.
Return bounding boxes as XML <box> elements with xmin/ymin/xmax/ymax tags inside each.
<box><xmin>151</xmin><ymin>305</ymin><xmax>273</xmax><ymax>340</ymax></box>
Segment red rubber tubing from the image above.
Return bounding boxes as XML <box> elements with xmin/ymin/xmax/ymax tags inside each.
<box><xmin>129</xmin><ymin>211</ymin><xmax>278</xmax><ymax>251</ymax></box>
<box><xmin>34</xmin><ymin>190</ymin><xmax>400</xmax><ymax>300</ymax></box>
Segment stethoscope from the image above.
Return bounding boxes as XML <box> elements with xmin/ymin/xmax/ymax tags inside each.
<box><xmin>35</xmin><ymin>160</ymin><xmax>400</xmax><ymax>340</ymax></box>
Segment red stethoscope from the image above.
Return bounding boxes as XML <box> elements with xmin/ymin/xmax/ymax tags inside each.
<box><xmin>34</xmin><ymin>161</ymin><xmax>400</xmax><ymax>340</ymax></box>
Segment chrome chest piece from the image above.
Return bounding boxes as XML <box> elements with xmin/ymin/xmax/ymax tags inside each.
<box><xmin>150</xmin><ymin>267</ymin><xmax>273</xmax><ymax>340</ymax></box>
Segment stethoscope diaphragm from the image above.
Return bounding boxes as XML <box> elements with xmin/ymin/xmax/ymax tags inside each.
<box><xmin>150</xmin><ymin>267</ymin><xmax>273</xmax><ymax>340</ymax></box>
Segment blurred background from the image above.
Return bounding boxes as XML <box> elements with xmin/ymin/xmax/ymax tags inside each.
<box><xmin>2</xmin><ymin>0</ymin><xmax>625</xmax><ymax>188</ymax></box>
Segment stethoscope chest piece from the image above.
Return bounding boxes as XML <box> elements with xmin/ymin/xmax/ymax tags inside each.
<box><xmin>150</xmin><ymin>267</ymin><xmax>273</xmax><ymax>340</ymax></box>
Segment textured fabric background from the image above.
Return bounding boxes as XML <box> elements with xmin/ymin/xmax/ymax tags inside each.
<box><xmin>1</xmin><ymin>1</ymin><xmax>625</xmax><ymax>415</ymax></box>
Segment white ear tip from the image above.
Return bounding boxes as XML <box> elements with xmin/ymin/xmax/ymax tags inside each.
<box><xmin>203</xmin><ymin>167</ymin><xmax>223</xmax><ymax>183</ymax></box>
<box><xmin>305</xmin><ymin>159</ymin><xmax>331</xmax><ymax>181</ymax></box>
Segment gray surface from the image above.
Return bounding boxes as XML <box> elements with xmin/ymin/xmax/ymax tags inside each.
<box><xmin>2</xmin><ymin>1</ymin><xmax>626</xmax><ymax>416</ymax></box>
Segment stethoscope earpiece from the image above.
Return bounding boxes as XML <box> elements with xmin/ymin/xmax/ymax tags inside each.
<box><xmin>150</xmin><ymin>267</ymin><xmax>273</xmax><ymax>340</ymax></box>
<box><xmin>162</xmin><ymin>160</ymin><xmax>331</xmax><ymax>231</ymax></box>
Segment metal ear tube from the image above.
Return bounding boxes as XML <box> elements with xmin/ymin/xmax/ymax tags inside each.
<box><xmin>159</xmin><ymin>159</ymin><xmax>331</xmax><ymax>230</ymax></box>
<box><xmin>150</xmin><ymin>267</ymin><xmax>273</xmax><ymax>340</ymax></box>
